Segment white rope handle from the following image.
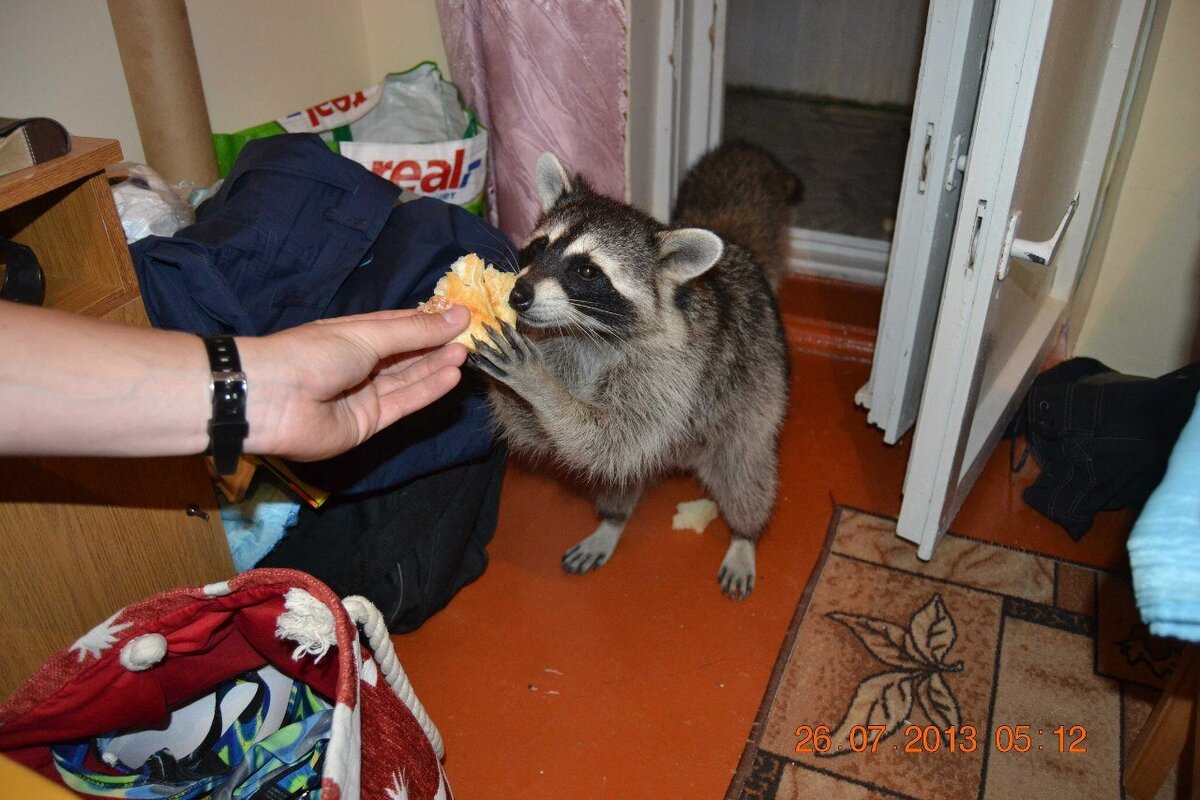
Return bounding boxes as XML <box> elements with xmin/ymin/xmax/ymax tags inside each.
<box><xmin>342</xmin><ymin>596</ymin><xmax>445</xmax><ymax>760</ymax></box>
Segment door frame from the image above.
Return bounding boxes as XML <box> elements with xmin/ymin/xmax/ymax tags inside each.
<box><xmin>627</xmin><ymin>0</ymin><xmax>726</xmax><ymax>220</ymax></box>
<box><xmin>628</xmin><ymin>0</ymin><xmax>899</xmax><ymax>281</ymax></box>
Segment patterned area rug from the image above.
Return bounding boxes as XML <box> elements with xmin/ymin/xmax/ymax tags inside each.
<box><xmin>727</xmin><ymin>508</ymin><xmax>1183</xmax><ymax>800</ymax></box>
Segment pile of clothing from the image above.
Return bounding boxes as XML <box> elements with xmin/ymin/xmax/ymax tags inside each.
<box><xmin>128</xmin><ymin>133</ymin><xmax>515</xmax><ymax>631</ymax></box>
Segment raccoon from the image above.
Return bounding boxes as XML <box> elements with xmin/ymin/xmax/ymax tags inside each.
<box><xmin>673</xmin><ymin>139</ymin><xmax>802</xmax><ymax>290</ymax></box>
<box><xmin>470</xmin><ymin>141</ymin><xmax>795</xmax><ymax>598</ymax></box>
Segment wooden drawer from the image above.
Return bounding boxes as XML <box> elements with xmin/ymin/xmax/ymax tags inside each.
<box><xmin>0</xmin><ymin>138</ymin><xmax>141</xmax><ymax>317</ymax></box>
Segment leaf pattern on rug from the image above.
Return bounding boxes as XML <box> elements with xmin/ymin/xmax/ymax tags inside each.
<box><xmin>819</xmin><ymin>594</ymin><xmax>964</xmax><ymax>757</ymax></box>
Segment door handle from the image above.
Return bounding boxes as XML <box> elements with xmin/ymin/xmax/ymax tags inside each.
<box><xmin>997</xmin><ymin>192</ymin><xmax>1079</xmax><ymax>280</ymax></box>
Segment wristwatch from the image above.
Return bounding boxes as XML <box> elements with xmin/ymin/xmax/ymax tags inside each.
<box><xmin>202</xmin><ymin>336</ymin><xmax>248</xmax><ymax>475</ymax></box>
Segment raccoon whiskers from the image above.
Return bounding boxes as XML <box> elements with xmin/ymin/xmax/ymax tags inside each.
<box><xmin>537</xmin><ymin>299</ymin><xmax>615</xmax><ymax>349</ymax></box>
<box><xmin>471</xmin><ymin>240</ymin><xmax>520</xmax><ymax>275</ymax></box>
<box><xmin>563</xmin><ymin>297</ymin><xmax>625</xmax><ymax>315</ymax></box>
<box><xmin>565</xmin><ymin>298</ymin><xmax>631</xmax><ymax>321</ymax></box>
<box><xmin>466</xmin><ymin>217</ymin><xmax>521</xmax><ymax>273</ymax></box>
<box><xmin>563</xmin><ymin>300</ymin><xmax>635</xmax><ymax>345</ymax></box>
<box><xmin>566</xmin><ymin>312</ymin><xmax>608</xmax><ymax>350</ymax></box>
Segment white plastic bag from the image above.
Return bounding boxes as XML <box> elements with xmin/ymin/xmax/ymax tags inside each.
<box><xmin>110</xmin><ymin>163</ymin><xmax>196</xmax><ymax>243</ymax></box>
<box><xmin>273</xmin><ymin>63</ymin><xmax>488</xmax><ymax>213</ymax></box>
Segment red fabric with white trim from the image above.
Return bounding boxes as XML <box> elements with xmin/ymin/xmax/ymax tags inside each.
<box><xmin>0</xmin><ymin>568</ymin><xmax>450</xmax><ymax>799</ymax></box>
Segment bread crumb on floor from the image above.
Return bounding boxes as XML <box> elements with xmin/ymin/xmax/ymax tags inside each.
<box><xmin>672</xmin><ymin>499</ymin><xmax>719</xmax><ymax>533</ymax></box>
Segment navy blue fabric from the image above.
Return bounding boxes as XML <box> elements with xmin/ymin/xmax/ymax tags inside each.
<box><xmin>132</xmin><ymin>134</ymin><xmax>401</xmax><ymax>336</ymax></box>
<box><xmin>131</xmin><ymin>133</ymin><xmax>517</xmax><ymax>494</ymax></box>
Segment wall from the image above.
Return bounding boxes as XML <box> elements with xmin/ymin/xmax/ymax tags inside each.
<box><xmin>185</xmin><ymin>0</ymin><xmax>372</xmax><ymax>133</ymax></box>
<box><xmin>0</xmin><ymin>2</ymin><xmax>144</xmax><ymax>161</ymax></box>
<box><xmin>724</xmin><ymin>0</ymin><xmax>929</xmax><ymax>106</ymax></box>
<box><xmin>1074</xmin><ymin>0</ymin><xmax>1200</xmax><ymax>375</ymax></box>
<box><xmin>361</xmin><ymin>0</ymin><xmax>449</xmax><ymax>81</ymax></box>
<box><xmin>0</xmin><ymin>0</ymin><xmax>447</xmax><ymax>166</ymax></box>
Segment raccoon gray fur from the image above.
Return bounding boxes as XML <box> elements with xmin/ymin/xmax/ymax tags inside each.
<box><xmin>470</xmin><ymin>142</ymin><xmax>795</xmax><ymax>599</ymax></box>
<box><xmin>673</xmin><ymin>139</ymin><xmax>802</xmax><ymax>291</ymax></box>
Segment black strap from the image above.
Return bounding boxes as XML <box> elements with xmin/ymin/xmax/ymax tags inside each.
<box><xmin>1</xmin><ymin>238</ymin><xmax>45</xmax><ymax>306</ymax></box>
<box><xmin>202</xmin><ymin>336</ymin><xmax>248</xmax><ymax>475</ymax></box>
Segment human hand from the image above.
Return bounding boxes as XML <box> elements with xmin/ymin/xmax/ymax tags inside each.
<box><xmin>238</xmin><ymin>306</ymin><xmax>471</xmax><ymax>461</ymax></box>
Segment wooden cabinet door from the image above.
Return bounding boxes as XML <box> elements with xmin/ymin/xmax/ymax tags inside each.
<box><xmin>0</xmin><ymin>137</ymin><xmax>234</xmax><ymax>698</ymax></box>
<box><xmin>0</xmin><ymin>455</ymin><xmax>231</xmax><ymax>698</ymax></box>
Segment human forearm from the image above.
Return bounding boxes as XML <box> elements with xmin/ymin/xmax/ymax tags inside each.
<box><xmin>0</xmin><ymin>301</ymin><xmax>212</xmax><ymax>457</ymax></box>
<box><xmin>0</xmin><ymin>300</ymin><xmax>471</xmax><ymax>461</ymax></box>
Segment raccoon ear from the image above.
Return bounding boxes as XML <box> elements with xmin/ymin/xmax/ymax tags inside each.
<box><xmin>535</xmin><ymin>152</ymin><xmax>574</xmax><ymax>212</ymax></box>
<box><xmin>657</xmin><ymin>228</ymin><xmax>723</xmax><ymax>282</ymax></box>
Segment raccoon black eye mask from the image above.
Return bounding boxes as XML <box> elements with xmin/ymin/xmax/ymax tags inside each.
<box><xmin>519</xmin><ymin>235</ymin><xmax>548</xmax><ymax>265</ymax></box>
<box><xmin>474</xmin><ymin>145</ymin><xmax>795</xmax><ymax>600</ymax></box>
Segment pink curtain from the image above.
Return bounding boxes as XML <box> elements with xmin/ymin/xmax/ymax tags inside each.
<box><xmin>435</xmin><ymin>0</ymin><xmax>628</xmax><ymax>243</ymax></box>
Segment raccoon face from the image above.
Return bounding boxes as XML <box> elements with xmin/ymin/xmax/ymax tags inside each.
<box><xmin>509</xmin><ymin>153</ymin><xmax>724</xmax><ymax>336</ymax></box>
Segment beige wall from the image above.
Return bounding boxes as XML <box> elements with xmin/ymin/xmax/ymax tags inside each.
<box><xmin>361</xmin><ymin>0</ymin><xmax>450</xmax><ymax>82</ymax></box>
<box><xmin>1074</xmin><ymin>0</ymin><xmax>1200</xmax><ymax>376</ymax></box>
<box><xmin>0</xmin><ymin>2</ymin><xmax>144</xmax><ymax>160</ymax></box>
<box><xmin>185</xmin><ymin>0</ymin><xmax>373</xmax><ymax>133</ymax></box>
<box><xmin>0</xmin><ymin>0</ymin><xmax>446</xmax><ymax>166</ymax></box>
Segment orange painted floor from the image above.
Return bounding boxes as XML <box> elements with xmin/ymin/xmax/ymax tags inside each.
<box><xmin>392</xmin><ymin>276</ymin><xmax>1132</xmax><ymax>799</ymax></box>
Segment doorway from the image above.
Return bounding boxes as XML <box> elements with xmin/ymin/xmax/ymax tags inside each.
<box><xmin>721</xmin><ymin>1</ymin><xmax>932</xmax><ymax>283</ymax></box>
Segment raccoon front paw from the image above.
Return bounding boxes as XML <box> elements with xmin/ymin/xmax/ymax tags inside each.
<box><xmin>718</xmin><ymin>538</ymin><xmax>756</xmax><ymax>600</ymax></box>
<box><xmin>562</xmin><ymin>525</ymin><xmax>622</xmax><ymax>574</ymax></box>
<box><xmin>469</xmin><ymin>321</ymin><xmax>542</xmax><ymax>392</ymax></box>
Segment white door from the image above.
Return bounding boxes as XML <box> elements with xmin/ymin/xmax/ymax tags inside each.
<box><xmin>896</xmin><ymin>0</ymin><xmax>1154</xmax><ymax>559</ymax></box>
<box><xmin>857</xmin><ymin>0</ymin><xmax>997</xmax><ymax>445</ymax></box>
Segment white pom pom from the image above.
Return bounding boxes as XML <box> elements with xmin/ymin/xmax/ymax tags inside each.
<box><xmin>276</xmin><ymin>588</ymin><xmax>337</xmax><ymax>663</ymax></box>
<box><xmin>119</xmin><ymin>633</ymin><xmax>168</xmax><ymax>671</ymax></box>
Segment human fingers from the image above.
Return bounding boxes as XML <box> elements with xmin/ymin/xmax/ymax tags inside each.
<box><xmin>373</xmin><ymin>344</ymin><xmax>468</xmax><ymax>397</ymax></box>
<box><xmin>311</xmin><ymin>308</ymin><xmax>425</xmax><ymax>326</ymax></box>
<box><xmin>376</xmin><ymin>341</ymin><xmax>468</xmax><ymax>380</ymax></box>
<box><xmin>374</xmin><ymin>365</ymin><xmax>464</xmax><ymax>427</ymax></box>
<box><xmin>342</xmin><ymin>305</ymin><xmax>469</xmax><ymax>359</ymax></box>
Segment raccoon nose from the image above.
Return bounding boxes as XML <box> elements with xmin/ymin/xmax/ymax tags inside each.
<box><xmin>510</xmin><ymin>280</ymin><xmax>534</xmax><ymax>312</ymax></box>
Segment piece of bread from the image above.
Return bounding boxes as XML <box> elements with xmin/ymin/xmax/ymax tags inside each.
<box><xmin>672</xmin><ymin>499</ymin><xmax>719</xmax><ymax>533</ymax></box>
<box><xmin>419</xmin><ymin>253</ymin><xmax>518</xmax><ymax>350</ymax></box>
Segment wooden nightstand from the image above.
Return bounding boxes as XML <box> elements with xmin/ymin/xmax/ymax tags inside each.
<box><xmin>0</xmin><ymin>137</ymin><xmax>234</xmax><ymax>700</ymax></box>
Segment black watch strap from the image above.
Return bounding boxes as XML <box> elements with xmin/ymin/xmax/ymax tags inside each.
<box><xmin>202</xmin><ymin>336</ymin><xmax>248</xmax><ymax>475</ymax></box>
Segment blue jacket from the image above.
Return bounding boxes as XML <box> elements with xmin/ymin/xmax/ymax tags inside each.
<box><xmin>131</xmin><ymin>134</ymin><xmax>515</xmax><ymax>494</ymax></box>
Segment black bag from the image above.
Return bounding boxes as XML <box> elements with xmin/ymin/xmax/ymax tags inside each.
<box><xmin>259</xmin><ymin>444</ymin><xmax>507</xmax><ymax>632</ymax></box>
<box><xmin>1010</xmin><ymin>357</ymin><xmax>1200</xmax><ymax>539</ymax></box>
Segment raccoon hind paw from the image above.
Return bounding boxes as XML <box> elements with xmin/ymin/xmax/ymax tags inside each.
<box><xmin>562</xmin><ymin>524</ymin><xmax>622</xmax><ymax>575</ymax></box>
<box><xmin>718</xmin><ymin>539</ymin><xmax>756</xmax><ymax>600</ymax></box>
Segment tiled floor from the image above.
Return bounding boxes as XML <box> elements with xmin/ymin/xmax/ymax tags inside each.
<box><xmin>392</xmin><ymin>277</ymin><xmax>1133</xmax><ymax>799</ymax></box>
<box><xmin>723</xmin><ymin>88</ymin><xmax>912</xmax><ymax>240</ymax></box>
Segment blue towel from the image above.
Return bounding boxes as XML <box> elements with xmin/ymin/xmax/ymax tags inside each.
<box><xmin>218</xmin><ymin>478</ymin><xmax>302</xmax><ymax>572</ymax></box>
<box><xmin>1127</xmin><ymin>391</ymin><xmax>1200</xmax><ymax>641</ymax></box>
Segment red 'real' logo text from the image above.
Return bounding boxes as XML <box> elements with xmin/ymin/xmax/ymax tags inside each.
<box><xmin>305</xmin><ymin>92</ymin><xmax>371</xmax><ymax>127</ymax></box>
<box><xmin>370</xmin><ymin>147</ymin><xmax>483</xmax><ymax>193</ymax></box>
